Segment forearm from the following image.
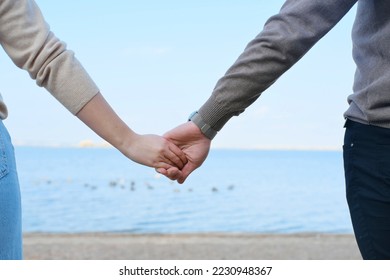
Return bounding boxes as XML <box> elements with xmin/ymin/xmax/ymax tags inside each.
<box><xmin>76</xmin><ymin>92</ymin><xmax>136</xmax><ymax>153</ymax></box>
<box><xmin>198</xmin><ymin>0</ymin><xmax>357</xmax><ymax>131</ymax></box>
<box><xmin>76</xmin><ymin>93</ymin><xmax>188</xmax><ymax>171</ymax></box>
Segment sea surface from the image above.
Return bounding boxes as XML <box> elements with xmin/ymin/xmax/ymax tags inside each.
<box><xmin>15</xmin><ymin>147</ymin><xmax>353</xmax><ymax>234</ymax></box>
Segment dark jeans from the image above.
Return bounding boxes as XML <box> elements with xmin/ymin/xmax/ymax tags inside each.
<box><xmin>344</xmin><ymin>119</ymin><xmax>390</xmax><ymax>259</ymax></box>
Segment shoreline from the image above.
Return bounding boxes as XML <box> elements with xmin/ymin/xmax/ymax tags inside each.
<box><xmin>23</xmin><ymin>232</ymin><xmax>361</xmax><ymax>260</ymax></box>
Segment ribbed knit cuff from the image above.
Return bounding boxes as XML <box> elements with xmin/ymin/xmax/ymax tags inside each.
<box><xmin>198</xmin><ymin>97</ymin><xmax>236</xmax><ymax>132</ymax></box>
<box><xmin>42</xmin><ymin>51</ymin><xmax>100</xmax><ymax>116</ymax></box>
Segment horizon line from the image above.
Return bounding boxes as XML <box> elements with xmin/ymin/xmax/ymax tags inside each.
<box><xmin>12</xmin><ymin>143</ymin><xmax>342</xmax><ymax>152</ymax></box>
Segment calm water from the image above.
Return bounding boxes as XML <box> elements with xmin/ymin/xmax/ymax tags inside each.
<box><xmin>15</xmin><ymin>147</ymin><xmax>353</xmax><ymax>234</ymax></box>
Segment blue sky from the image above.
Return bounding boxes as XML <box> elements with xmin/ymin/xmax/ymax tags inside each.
<box><xmin>0</xmin><ymin>1</ymin><xmax>357</xmax><ymax>149</ymax></box>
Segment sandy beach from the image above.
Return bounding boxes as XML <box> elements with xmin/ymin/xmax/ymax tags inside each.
<box><xmin>23</xmin><ymin>233</ymin><xmax>361</xmax><ymax>260</ymax></box>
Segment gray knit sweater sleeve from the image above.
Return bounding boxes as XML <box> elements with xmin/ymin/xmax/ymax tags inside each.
<box><xmin>198</xmin><ymin>0</ymin><xmax>357</xmax><ymax>131</ymax></box>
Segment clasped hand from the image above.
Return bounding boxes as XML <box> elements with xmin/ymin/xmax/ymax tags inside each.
<box><xmin>156</xmin><ymin>121</ymin><xmax>211</xmax><ymax>184</ymax></box>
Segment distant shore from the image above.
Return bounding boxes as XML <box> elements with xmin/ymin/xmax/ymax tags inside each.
<box><xmin>23</xmin><ymin>233</ymin><xmax>361</xmax><ymax>260</ymax></box>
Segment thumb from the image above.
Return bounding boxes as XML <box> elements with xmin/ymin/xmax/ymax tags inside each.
<box><xmin>177</xmin><ymin>163</ymin><xmax>195</xmax><ymax>184</ymax></box>
<box><xmin>156</xmin><ymin>167</ymin><xmax>168</xmax><ymax>175</ymax></box>
<box><xmin>156</xmin><ymin>167</ymin><xmax>182</xmax><ymax>181</ymax></box>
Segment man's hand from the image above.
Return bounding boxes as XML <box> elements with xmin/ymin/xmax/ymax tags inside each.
<box><xmin>159</xmin><ymin>121</ymin><xmax>211</xmax><ymax>183</ymax></box>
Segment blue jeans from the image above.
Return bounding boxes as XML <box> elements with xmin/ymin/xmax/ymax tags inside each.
<box><xmin>0</xmin><ymin>121</ymin><xmax>22</xmax><ymax>260</ymax></box>
<box><xmin>344</xmin><ymin>119</ymin><xmax>390</xmax><ymax>259</ymax></box>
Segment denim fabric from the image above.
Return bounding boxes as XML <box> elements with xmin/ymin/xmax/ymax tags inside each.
<box><xmin>344</xmin><ymin>119</ymin><xmax>390</xmax><ymax>260</ymax></box>
<box><xmin>0</xmin><ymin>121</ymin><xmax>22</xmax><ymax>260</ymax></box>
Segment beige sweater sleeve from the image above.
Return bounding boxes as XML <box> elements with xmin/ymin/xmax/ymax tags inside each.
<box><xmin>0</xmin><ymin>0</ymin><xmax>99</xmax><ymax>116</ymax></box>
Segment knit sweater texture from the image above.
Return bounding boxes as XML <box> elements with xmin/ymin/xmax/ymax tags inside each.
<box><xmin>199</xmin><ymin>0</ymin><xmax>390</xmax><ymax>131</ymax></box>
<box><xmin>0</xmin><ymin>0</ymin><xmax>99</xmax><ymax>119</ymax></box>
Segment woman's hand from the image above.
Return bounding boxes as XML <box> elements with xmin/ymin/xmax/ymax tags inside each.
<box><xmin>121</xmin><ymin>133</ymin><xmax>187</xmax><ymax>170</ymax></box>
<box><xmin>76</xmin><ymin>92</ymin><xmax>187</xmax><ymax>173</ymax></box>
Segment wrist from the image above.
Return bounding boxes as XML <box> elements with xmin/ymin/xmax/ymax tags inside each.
<box><xmin>186</xmin><ymin>121</ymin><xmax>210</xmax><ymax>141</ymax></box>
<box><xmin>116</xmin><ymin>130</ymin><xmax>139</xmax><ymax>157</ymax></box>
<box><xmin>188</xmin><ymin>111</ymin><xmax>217</xmax><ymax>140</ymax></box>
